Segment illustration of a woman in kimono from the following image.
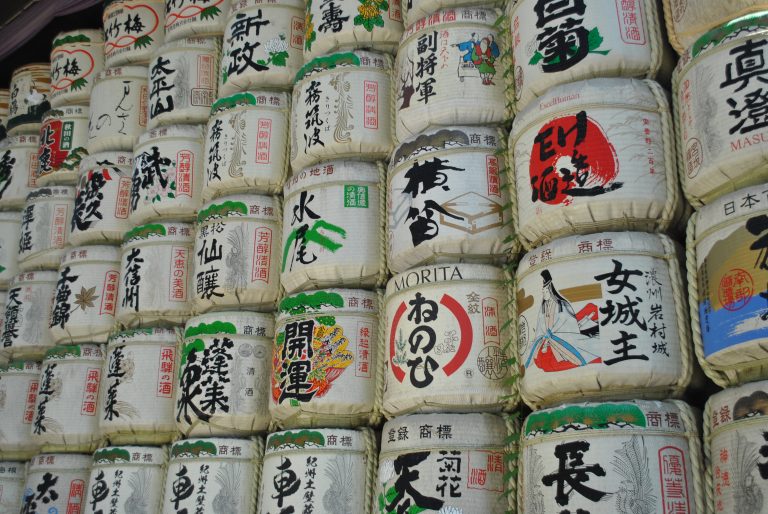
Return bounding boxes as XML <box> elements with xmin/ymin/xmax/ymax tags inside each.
<box><xmin>525</xmin><ymin>270</ymin><xmax>602</xmax><ymax>372</ymax></box>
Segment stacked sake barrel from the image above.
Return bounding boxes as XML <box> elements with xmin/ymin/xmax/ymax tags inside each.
<box><xmin>507</xmin><ymin>0</ymin><xmax>712</xmax><ymax>511</ymax></box>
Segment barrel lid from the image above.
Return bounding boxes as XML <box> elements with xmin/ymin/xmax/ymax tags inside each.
<box><xmin>108</xmin><ymin>327</ymin><xmax>178</xmax><ymax>346</ymax></box>
<box><xmin>28</xmin><ymin>453</ymin><xmax>91</xmax><ymax>471</ymax></box>
<box><xmin>386</xmin><ymin>263</ymin><xmax>502</xmax><ymax>297</ymax></box>
<box><xmin>61</xmin><ymin>245</ymin><xmax>122</xmax><ymax>266</ymax></box>
<box><xmin>381</xmin><ymin>413</ymin><xmax>507</xmax><ymax>453</ymax></box>
<box><xmin>0</xmin><ymin>360</ymin><xmax>42</xmax><ymax>374</ymax></box>
<box><xmin>517</xmin><ymin>232</ymin><xmax>668</xmax><ymax>278</ymax></box>
<box><xmin>154</xmin><ymin>37</ymin><xmax>220</xmax><ymax>55</ymax></box>
<box><xmin>93</xmin><ymin>446</ymin><xmax>166</xmax><ymax>465</ymax></box>
<box><xmin>122</xmin><ymin>222</ymin><xmax>194</xmax><ymax>245</ymax></box>
<box><xmin>285</xmin><ymin>160</ymin><xmax>380</xmax><ymax>196</ymax></box>
<box><xmin>185</xmin><ymin>311</ymin><xmax>275</xmax><ymax>340</ymax></box>
<box><xmin>170</xmin><ymin>438</ymin><xmax>260</xmax><ymax>461</ymax></box>
<box><xmin>277</xmin><ymin>289</ymin><xmax>378</xmax><ymax>322</ymax></box>
<box><xmin>10</xmin><ymin>270</ymin><xmax>59</xmax><ymax>286</ymax></box>
<box><xmin>26</xmin><ymin>186</ymin><xmax>76</xmax><ymax>202</ymax></box>
<box><xmin>295</xmin><ymin>51</ymin><xmax>391</xmax><ymax>84</ymax></box>
<box><xmin>391</xmin><ymin>125</ymin><xmax>502</xmax><ymax>169</ymax></box>
<box><xmin>0</xmin><ymin>211</ymin><xmax>21</xmax><ymax>223</ymax></box>
<box><xmin>3</xmin><ymin>134</ymin><xmax>39</xmax><ymax>146</ymax></box>
<box><xmin>230</xmin><ymin>0</ymin><xmax>304</xmax><ymax>16</ymax></box>
<box><xmin>197</xmin><ymin>194</ymin><xmax>278</xmax><ymax>224</ymax></box>
<box><xmin>95</xmin><ymin>66</ymin><xmax>149</xmax><ymax>82</ymax></box>
<box><xmin>52</xmin><ymin>30</ymin><xmax>104</xmax><ymax>49</ymax></box>
<box><xmin>513</xmin><ymin>78</ymin><xmax>658</xmax><ymax>138</ymax></box>
<box><xmin>137</xmin><ymin>124</ymin><xmax>204</xmax><ymax>145</ymax></box>
<box><xmin>210</xmin><ymin>91</ymin><xmax>289</xmax><ymax>115</ymax></box>
<box><xmin>706</xmin><ymin>380</ymin><xmax>768</xmax><ymax>433</ymax></box>
<box><xmin>523</xmin><ymin>400</ymin><xmax>691</xmax><ymax>439</ymax></box>
<box><xmin>265</xmin><ymin>429</ymin><xmax>367</xmax><ymax>454</ymax></box>
<box><xmin>11</xmin><ymin>63</ymin><xmax>50</xmax><ymax>78</ymax></box>
<box><xmin>80</xmin><ymin>151</ymin><xmax>134</xmax><ymax>172</ymax></box>
<box><xmin>685</xmin><ymin>11</ymin><xmax>768</xmax><ymax>62</ymax></box>
<box><xmin>694</xmin><ymin>183</ymin><xmax>768</xmax><ymax>238</ymax></box>
<box><xmin>43</xmin><ymin>344</ymin><xmax>104</xmax><ymax>362</ymax></box>
<box><xmin>42</xmin><ymin>106</ymin><xmax>88</xmax><ymax>121</ymax></box>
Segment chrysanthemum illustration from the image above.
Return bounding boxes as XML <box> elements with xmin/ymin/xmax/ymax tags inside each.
<box><xmin>354</xmin><ymin>0</ymin><xmax>388</xmax><ymax>32</ymax></box>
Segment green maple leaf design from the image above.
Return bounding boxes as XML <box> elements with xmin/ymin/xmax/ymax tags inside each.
<box><xmin>70</xmin><ymin>78</ymin><xmax>88</xmax><ymax>91</ymax></box>
<box><xmin>200</xmin><ymin>5</ymin><xmax>221</xmax><ymax>20</ymax></box>
<box><xmin>134</xmin><ymin>35</ymin><xmax>153</xmax><ymax>49</ymax></box>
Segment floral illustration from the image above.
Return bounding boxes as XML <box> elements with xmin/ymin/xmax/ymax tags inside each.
<box><xmin>305</xmin><ymin>0</ymin><xmax>317</xmax><ymax>52</ymax></box>
<box><xmin>258</xmin><ymin>35</ymin><xmax>290</xmax><ymax>68</ymax></box>
<box><xmin>74</xmin><ymin>286</ymin><xmax>99</xmax><ymax>311</ymax></box>
<box><xmin>354</xmin><ymin>0</ymin><xmax>388</xmax><ymax>32</ymax></box>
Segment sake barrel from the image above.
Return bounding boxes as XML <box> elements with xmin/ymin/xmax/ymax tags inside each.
<box><xmin>203</xmin><ymin>90</ymin><xmax>290</xmax><ymax>200</ymax></box>
<box><xmin>70</xmin><ymin>152</ymin><xmax>134</xmax><ymax>246</ymax></box>
<box><xmin>384</xmin><ymin>264</ymin><xmax>511</xmax><ymax>417</ymax></box>
<box><xmin>403</xmin><ymin>0</ymin><xmax>506</xmax><ymax>26</ymax></box>
<box><xmin>99</xmin><ymin>328</ymin><xmax>178</xmax><ymax>444</ymax></box>
<box><xmin>664</xmin><ymin>0</ymin><xmax>768</xmax><ymax>54</ymax></box>
<box><xmin>177</xmin><ymin>311</ymin><xmax>273</xmax><ymax>436</ymax></box>
<box><xmin>0</xmin><ymin>212</ymin><xmax>21</xmax><ymax>288</ymax></box>
<box><xmin>49</xmin><ymin>29</ymin><xmax>105</xmax><ymax>108</ymax></box>
<box><xmin>36</xmin><ymin>106</ymin><xmax>89</xmax><ymax>186</ymax></box>
<box><xmin>0</xmin><ymin>89</ymin><xmax>10</xmax><ymax>140</ymax></box>
<box><xmin>219</xmin><ymin>0</ymin><xmax>305</xmax><ymax>95</ymax></box>
<box><xmin>674</xmin><ymin>13</ymin><xmax>768</xmax><ymax>206</ymax></box>
<box><xmin>388</xmin><ymin>126</ymin><xmax>513</xmax><ymax>273</ymax></box>
<box><xmin>49</xmin><ymin>246</ymin><xmax>122</xmax><ymax>345</ymax></box>
<box><xmin>303</xmin><ymin>0</ymin><xmax>403</xmax><ymax>59</ymax></box>
<box><xmin>509</xmin><ymin>0</ymin><xmax>670</xmax><ymax>112</ymax></box>
<box><xmin>7</xmin><ymin>64</ymin><xmax>51</xmax><ymax>136</ymax></box>
<box><xmin>2</xmin><ymin>271</ymin><xmax>58</xmax><ymax>361</ymax></box>
<box><xmin>0</xmin><ymin>135</ymin><xmax>39</xmax><ymax>211</ymax></box>
<box><xmin>520</xmin><ymin>400</ymin><xmax>704</xmax><ymax>514</ymax></box>
<box><xmin>87</xmin><ymin>67</ymin><xmax>149</xmax><ymax>154</ymax></box>
<box><xmin>116</xmin><ymin>222</ymin><xmax>194</xmax><ymax>327</ymax></box>
<box><xmin>0</xmin><ymin>462</ymin><xmax>25</xmax><ymax>512</ymax></box>
<box><xmin>291</xmin><ymin>51</ymin><xmax>394</xmax><ymax>171</ymax></box>
<box><xmin>147</xmin><ymin>37</ymin><xmax>220</xmax><ymax>128</ymax></box>
<box><xmin>0</xmin><ymin>361</ymin><xmax>42</xmax><ymax>459</ymax></box>
<box><xmin>378</xmin><ymin>413</ymin><xmax>511</xmax><ymax>514</ymax></box>
<box><xmin>194</xmin><ymin>195</ymin><xmax>280</xmax><ymax>312</ymax></box>
<box><xmin>165</xmin><ymin>0</ymin><xmax>230</xmax><ymax>40</ymax></box>
<box><xmin>282</xmin><ymin>160</ymin><xmax>385</xmax><ymax>293</ymax></box>
<box><xmin>511</xmin><ymin>78</ymin><xmax>682</xmax><ymax>248</ymax></box>
<box><xmin>129</xmin><ymin>125</ymin><xmax>204</xmax><ymax>224</ymax></box>
<box><xmin>85</xmin><ymin>446</ymin><xmax>166</xmax><ymax>514</ymax></box>
<box><xmin>516</xmin><ymin>232</ymin><xmax>691</xmax><ymax>409</ymax></box>
<box><xmin>0</xmin><ymin>292</ymin><xmax>7</xmax><ymax>360</ymax></box>
<box><xmin>687</xmin><ymin>183</ymin><xmax>768</xmax><ymax>386</ymax></box>
<box><xmin>17</xmin><ymin>186</ymin><xmax>74</xmax><ymax>272</ymax></box>
<box><xmin>270</xmin><ymin>288</ymin><xmax>380</xmax><ymax>428</ymax></box>
<box><xmin>31</xmin><ymin>345</ymin><xmax>104</xmax><ymax>452</ymax></box>
<box><xmin>20</xmin><ymin>454</ymin><xmax>90</xmax><ymax>514</ymax></box>
<box><xmin>394</xmin><ymin>8</ymin><xmax>507</xmax><ymax>143</ymax></box>
<box><xmin>260</xmin><ymin>428</ymin><xmax>376</xmax><ymax>514</ymax></box>
<box><xmin>161</xmin><ymin>437</ymin><xmax>262</xmax><ymax>514</ymax></box>
<box><xmin>103</xmin><ymin>0</ymin><xmax>166</xmax><ymax>67</ymax></box>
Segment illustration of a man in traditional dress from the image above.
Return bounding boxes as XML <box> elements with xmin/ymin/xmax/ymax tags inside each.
<box><xmin>525</xmin><ymin>270</ymin><xmax>602</xmax><ymax>372</ymax></box>
<box><xmin>472</xmin><ymin>35</ymin><xmax>499</xmax><ymax>85</ymax></box>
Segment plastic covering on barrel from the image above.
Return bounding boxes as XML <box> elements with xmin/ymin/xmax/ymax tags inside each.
<box><xmin>116</xmin><ymin>222</ymin><xmax>194</xmax><ymax>327</ymax></box>
<box><xmin>18</xmin><ymin>186</ymin><xmax>74</xmax><ymax>271</ymax></box>
<box><xmin>0</xmin><ymin>135</ymin><xmax>40</xmax><ymax>210</ymax></box>
<box><xmin>384</xmin><ymin>264</ymin><xmax>514</xmax><ymax>417</ymax></box>
<box><xmin>99</xmin><ymin>328</ymin><xmax>179</xmax><ymax>444</ymax></box>
<box><xmin>36</xmin><ymin>107</ymin><xmax>89</xmax><ymax>186</ymax></box>
<box><xmin>519</xmin><ymin>400</ymin><xmax>704</xmax><ymax>514</ymax></box>
<box><xmin>517</xmin><ymin>231</ymin><xmax>692</xmax><ymax>409</ymax></box>
<box><xmin>291</xmin><ymin>51</ymin><xmax>394</xmax><ymax>171</ymax></box>
<box><xmin>388</xmin><ymin>126</ymin><xmax>514</xmax><ymax>273</ymax></box>
<box><xmin>87</xmin><ymin>67</ymin><xmax>149</xmax><ymax>154</ymax></box>
<box><xmin>49</xmin><ymin>29</ymin><xmax>104</xmax><ymax>108</ymax></box>
<box><xmin>193</xmin><ymin>195</ymin><xmax>281</xmax><ymax>312</ymax></box>
<box><xmin>161</xmin><ymin>437</ymin><xmax>263</xmax><ymax>514</ymax></box>
<box><xmin>687</xmin><ymin>183</ymin><xmax>768</xmax><ymax>386</ymax></box>
<box><xmin>177</xmin><ymin>311</ymin><xmax>273</xmax><ymax>436</ymax></box>
<box><xmin>2</xmin><ymin>271</ymin><xmax>58</xmax><ymax>361</ymax></box>
<box><xmin>260</xmin><ymin>428</ymin><xmax>377</xmax><ymax>514</ymax></box>
<box><xmin>270</xmin><ymin>288</ymin><xmax>382</xmax><ymax>428</ymax></box>
<box><xmin>20</xmin><ymin>453</ymin><xmax>91</xmax><ymax>514</ymax></box>
<box><xmin>282</xmin><ymin>160</ymin><xmax>386</xmax><ymax>294</ymax></box>
<box><xmin>203</xmin><ymin>90</ymin><xmax>290</xmax><ymax>200</ymax></box>
<box><xmin>0</xmin><ymin>212</ymin><xmax>21</xmax><ymax>288</ymax></box>
<box><xmin>31</xmin><ymin>345</ymin><xmax>104</xmax><ymax>453</ymax></box>
<box><xmin>0</xmin><ymin>462</ymin><xmax>25</xmax><ymax>512</ymax></box>
<box><xmin>0</xmin><ymin>361</ymin><xmax>42</xmax><ymax>459</ymax></box>
<box><xmin>395</xmin><ymin>8</ymin><xmax>508</xmax><ymax>143</ymax></box>
<box><xmin>103</xmin><ymin>0</ymin><xmax>166</xmax><ymax>67</ymax></box>
<box><xmin>7</xmin><ymin>64</ymin><xmax>51</xmax><ymax>136</ymax></box>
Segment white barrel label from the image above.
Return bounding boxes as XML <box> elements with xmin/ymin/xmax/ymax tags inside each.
<box><xmin>88</xmin><ymin>68</ymin><xmax>149</xmax><ymax>154</ymax></box>
<box><xmin>103</xmin><ymin>1</ymin><xmax>165</xmax><ymax>66</ymax></box>
<box><xmin>0</xmin><ymin>136</ymin><xmax>39</xmax><ymax>210</ymax></box>
<box><xmin>50</xmin><ymin>31</ymin><xmax>105</xmax><ymax>107</ymax></box>
<box><xmin>86</xmin><ymin>446</ymin><xmax>165</xmax><ymax>514</ymax></box>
